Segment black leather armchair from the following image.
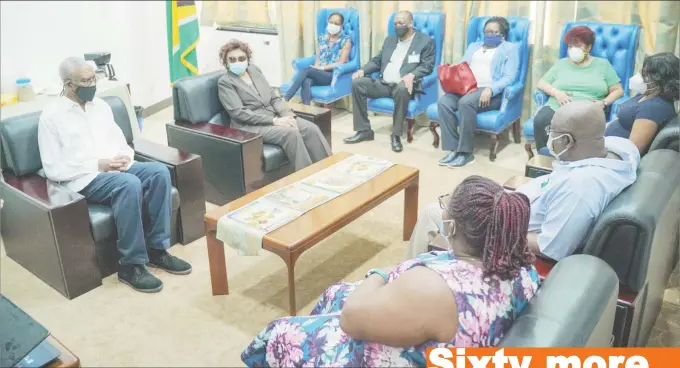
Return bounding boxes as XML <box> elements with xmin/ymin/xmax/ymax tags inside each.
<box><xmin>0</xmin><ymin>96</ymin><xmax>206</xmax><ymax>299</ymax></box>
<box><xmin>649</xmin><ymin>116</ymin><xmax>678</xmax><ymax>152</ymax></box>
<box><xmin>500</xmin><ymin>255</ymin><xmax>619</xmax><ymax>347</ymax></box>
<box><xmin>533</xmin><ymin>149</ymin><xmax>680</xmax><ymax>347</ymax></box>
<box><xmin>166</xmin><ymin>71</ymin><xmax>331</xmax><ymax>206</ymax></box>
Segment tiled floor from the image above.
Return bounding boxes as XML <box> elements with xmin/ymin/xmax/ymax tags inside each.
<box><xmin>1</xmin><ymin>106</ymin><xmax>678</xmax><ymax>367</ymax></box>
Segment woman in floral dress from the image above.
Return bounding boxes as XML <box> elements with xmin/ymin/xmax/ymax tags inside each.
<box><xmin>242</xmin><ymin>175</ymin><xmax>540</xmax><ymax>367</ymax></box>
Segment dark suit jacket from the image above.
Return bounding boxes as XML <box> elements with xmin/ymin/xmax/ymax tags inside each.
<box><xmin>217</xmin><ymin>64</ymin><xmax>295</xmax><ymax>126</ymax></box>
<box><xmin>361</xmin><ymin>30</ymin><xmax>435</xmax><ymax>94</ymax></box>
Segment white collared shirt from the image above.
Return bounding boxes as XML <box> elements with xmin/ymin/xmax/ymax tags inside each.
<box><xmin>382</xmin><ymin>32</ymin><xmax>416</xmax><ymax>84</ymax></box>
<box><xmin>516</xmin><ymin>137</ymin><xmax>640</xmax><ymax>261</ymax></box>
<box><xmin>469</xmin><ymin>47</ymin><xmax>496</xmax><ymax>88</ymax></box>
<box><xmin>37</xmin><ymin>96</ymin><xmax>135</xmax><ymax>192</ymax></box>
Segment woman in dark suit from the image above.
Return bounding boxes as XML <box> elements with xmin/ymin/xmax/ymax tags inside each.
<box><xmin>217</xmin><ymin>40</ymin><xmax>331</xmax><ymax>171</ymax></box>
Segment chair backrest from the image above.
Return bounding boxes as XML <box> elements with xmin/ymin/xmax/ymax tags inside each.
<box><xmin>315</xmin><ymin>8</ymin><xmax>360</xmax><ymax>67</ymax></box>
<box><xmin>0</xmin><ymin>96</ymin><xmax>131</xmax><ymax>176</ymax></box>
<box><xmin>172</xmin><ymin>70</ymin><xmax>230</xmax><ymax>126</ymax></box>
<box><xmin>386</xmin><ymin>11</ymin><xmax>445</xmax><ymax>67</ymax></box>
<box><xmin>466</xmin><ymin>16</ymin><xmax>532</xmax><ymax>87</ymax></box>
<box><xmin>559</xmin><ymin>22</ymin><xmax>640</xmax><ymax>93</ymax></box>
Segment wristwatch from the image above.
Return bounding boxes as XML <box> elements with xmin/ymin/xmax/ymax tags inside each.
<box><xmin>365</xmin><ymin>268</ymin><xmax>389</xmax><ymax>282</ymax></box>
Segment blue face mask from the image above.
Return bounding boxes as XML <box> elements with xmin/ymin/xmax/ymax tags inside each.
<box><xmin>228</xmin><ymin>62</ymin><xmax>248</xmax><ymax>76</ymax></box>
<box><xmin>483</xmin><ymin>34</ymin><xmax>503</xmax><ymax>48</ymax></box>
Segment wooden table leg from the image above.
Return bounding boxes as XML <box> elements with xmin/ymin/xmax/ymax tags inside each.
<box><xmin>206</xmin><ymin>223</ymin><xmax>229</xmax><ymax>295</ymax></box>
<box><xmin>285</xmin><ymin>253</ymin><xmax>300</xmax><ymax>316</ymax></box>
<box><xmin>403</xmin><ymin>177</ymin><xmax>419</xmax><ymax>241</ymax></box>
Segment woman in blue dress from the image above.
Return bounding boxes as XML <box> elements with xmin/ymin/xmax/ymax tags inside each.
<box><xmin>283</xmin><ymin>12</ymin><xmax>352</xmax><ymax>105</ymax></box>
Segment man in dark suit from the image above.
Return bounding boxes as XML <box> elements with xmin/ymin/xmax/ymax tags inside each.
<box><xmin>344</xmin><ymin>10</ymin><xmax>435</xmax><ymax>152</ymax></box>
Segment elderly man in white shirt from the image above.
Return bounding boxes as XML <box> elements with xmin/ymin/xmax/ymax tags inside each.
<box><xmin>345</xmin><ymin>10</ymin><xmax>435</xmax><ymax>153</ymax></box>
<box><xmin>38</xmin><ymin>57</ymin><xmax>191</xmax><ymax>293</ymax></box>
<box><xmin>404</xmin><ymin>100</ymin><xmax>639</xmax><ymax>261</ymax></box>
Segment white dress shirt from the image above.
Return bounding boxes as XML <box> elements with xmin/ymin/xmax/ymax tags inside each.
<box><xmin>38</xmin><ymin>96</ymin><xmax>135</xmax><ymax>192</ymax></box>
<box><xmin>382</xmin><ymin>32</ymin><xmax>415</xmax><ymax>84</ymax></box>
<box><xmin>516</xmin><ymin>137</ymin><xmax>640</xmax><ymax>261</ymax></box>
<box><xmin>469</xmin><ymin>47</ymin><xmax>496</xmax><ymax>88</ymax></box>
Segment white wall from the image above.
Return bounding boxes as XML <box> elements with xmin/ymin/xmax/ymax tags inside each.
<box><xmin>1</xmin><ymin>1</ymin><xmax>171</xmax><ymax>108</ymax></box>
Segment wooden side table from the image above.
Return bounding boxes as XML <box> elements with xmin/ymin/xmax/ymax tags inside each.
<box><xmin>290</xmin><ymin>103</ymin><xmax>333</xmax><ymax>150</ymax></box>
<box><xmin>525</xmin><ymin>155</ymin><xmax>554</xmax><ymax>178</ymax></box>
<box><xmin>46</xmin><ymin>335</ymin><xmax>80</xmax><ymax>368</ymax></box>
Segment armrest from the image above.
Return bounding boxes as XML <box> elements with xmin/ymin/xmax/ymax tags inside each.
<box><xmin>132</xmin><ymin>138</ymin><xmax>205</xmax><ymax>244</ymax></box>
<box><xmin>500</xmin><ymin>83</ymin><xmax>524</xmax><ymax>112</ymax></box>
<box><xmin>292</xmin><ymin>56</ymin><xmax>317</xmax><ymax>71</ymax></box>
<box><xmin>290</xmin><ymin>103</ymin><xmax>331</xmax><ymax>118</ymax></box>
<box><xmin>533</xmin><ymin>90</ymin><xmax>548</xmax><ymax>107</ymax></box>
<box><xmin>132</xmin><ymin>138</ymin><xmax>200</xmax><ymax>166</ymax></box>
<box><xmin>502</xmin><ymin>175</ymin><xmax>533</xmax><ymax>191</ymax></box>
<box><xmin>421</xmin><ymin>71</ymin><xmax>438</xmax><ymax>89</ymax></box>
<box><xmin>649</xmin><ymin>119</ymin><xmax>679</xmax><ymax>152</ymax></box>
<box><xmin>169</xmin><ymin>121</ymin><xmax>261</xmax><ymax>144</ymax></box>
<box><xmin>333</xmin><ymin>59</ymin><xmax>360</xmax><ymax>77</ymax></box>
<box><xmin>0</xmin><ymin>171</ymin><xmax>84</xmax><ymax>210</ymax></box>
<box><xmin>581</xmin><ymin>149</ymin><xmax>680</xmax><ymax>291</ymax></box>
<box><xmin>499</xmin><ymin>255</ymin><xmax>619</xmax><ymax>347</ymax></box>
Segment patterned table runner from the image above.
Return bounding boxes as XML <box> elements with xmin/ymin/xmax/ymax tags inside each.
<box><xmin>216</xmin><ymin>155</ymin><xmax>394</xmax><ymax>256</ymax></box>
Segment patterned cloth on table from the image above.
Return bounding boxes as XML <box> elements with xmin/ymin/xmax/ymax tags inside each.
<box><xmin>241</xmin><ymin>250</ymin><xmax>540</xmax><ymax>367</ymax></box>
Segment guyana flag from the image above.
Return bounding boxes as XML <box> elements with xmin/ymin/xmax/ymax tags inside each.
<box><xmin>167</xmin><ymin>0</ymin><xmax>199</xmax><ymax>83</ymax></box>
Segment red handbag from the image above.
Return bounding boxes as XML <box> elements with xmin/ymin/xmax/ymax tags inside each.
<box><xmin>437</xmin><ymin>62</ymin><xmax>478</xmax><ymax>95</ymax></box>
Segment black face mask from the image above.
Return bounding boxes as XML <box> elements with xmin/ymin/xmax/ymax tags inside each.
<box><xmin>75</xmin><ymin>85</ymin><xmax>97</xmax><ymax>102</ymax></box>
<box><xmin>395</xmin><ymin>26</ymin><xmax>410</xmax><ymax>38</ymax></box>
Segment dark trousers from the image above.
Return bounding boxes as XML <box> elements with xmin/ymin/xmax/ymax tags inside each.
<box><xmin>438</xmin><ymin>89</ymin><xmax>502</xmax><ymax>154</ymax></box>
<box><xmin>79</xmin><ymin>162</ymin><xmax>173</xmax><ymax>265</ymax></box>
<box><xmin>533</xmin><ymin>106</ymin><xmax>556</xmax><ymax>150</ymax></box>
<box><xmin>351</xmin><ymin>77</ymin><xmax>411</xmax><ymax>136</ymax></box>
<box><xmin>284</xmin><ymin>67</ymin><xmax>333</xmax><ymax>105</ymax></box>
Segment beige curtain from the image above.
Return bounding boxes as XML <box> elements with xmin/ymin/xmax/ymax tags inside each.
<box><xmin>200</xmin><ymin>1</ymin><xmax>274</xmax><ymax>28</ymax></box>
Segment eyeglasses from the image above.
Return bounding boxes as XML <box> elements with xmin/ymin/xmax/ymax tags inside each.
<box><xmin>227</xmin><ymin>56</ymin><xmax>248</xmax><ymax>63</ymax></box>
<box><xmin>438</xmin><ymin>193</ymin><xmax>454</xmax><ymax>217</ymax></box>
<box><xmin>71</xmin><ymin>76</ymin><xmax>98</xmax><ymax>87</ymax></box>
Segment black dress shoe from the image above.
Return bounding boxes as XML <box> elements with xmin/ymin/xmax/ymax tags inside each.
<box><xmin>391</xmin><ymin>135</ymin><xmax>403</xmax><ymax>152</ymax></box>
<box><xmin>343</xmin><ymin>130</ymin><xmax>375</xmax><ymax>144</ymax></box>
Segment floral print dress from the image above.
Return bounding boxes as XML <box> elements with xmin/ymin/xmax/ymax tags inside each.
<box><xmin>242</xmin><ymin>251</ymin><xmax>540</xmax><ymax>367</ymax></box>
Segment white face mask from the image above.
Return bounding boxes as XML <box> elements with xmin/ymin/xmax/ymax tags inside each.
<box><xmin>629</xmin><ymin>73</ymin><xmax>647</xmax><ymax>96</ymax></box>
<box><xmin>327</xmin><ymin>23</ymin><xmax>341</xmax><ymax>35</ymax></box>
<box><xmin>439</xmin><ymin>218</ymin><xmax>457</xmax><ymax>252</ymax></box>
<box><xmin>547</xmin><ymin>132</ymin><xmax>574</xmax><ymax>160</ymax></box>
<box><xmin>568</xmin><ymin>47</ymin><xmax>586</xmax><ymax>63</ymax></box>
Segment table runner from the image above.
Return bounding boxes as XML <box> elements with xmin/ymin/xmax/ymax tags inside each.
<box><xmin>216</xmin><ymin>155</ymin><xmax>394</xmax><ymax>256</ymax></box>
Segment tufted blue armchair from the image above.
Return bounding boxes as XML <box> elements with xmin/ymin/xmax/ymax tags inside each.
<box><xmin>366</xmin><ymin>11</ymin><xmax>444</xmax><ymax>144</ymax></box>
<box><xmin>279</xmin><ymin>8</ymin><xmax>360</xmax><ymax>105</ymax></box>
<box><xmin>426</xmin><ymin>16</ymin><xmax>531</xmax><ymax>161</ymax></box>
<box><xmin>523</xmin><ymin>22</ymin><xmax>640</xmax><ymax>158</ymax></box>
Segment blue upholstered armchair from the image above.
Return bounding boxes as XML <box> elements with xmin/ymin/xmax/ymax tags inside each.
<box><xmin>426</xmin><ymin>16</ymin><xmax>531</xmax><ymax>161</ymax></box>
<box><xmin>279</xmin><ymin>8</ymin><xmax>360</xmax><ymax>105</ymax></box>
<box><xmin>366</xmin><ymin>11</ymin><xmax>444</xmax><ymax>144</ymax></box>
<box><xmin>523</xmin><ymin>22</ymin><xmax>640</xmax><ymax>158</ymax></box>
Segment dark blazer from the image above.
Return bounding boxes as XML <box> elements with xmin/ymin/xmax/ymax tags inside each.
<box><xmin>217</xmin><ymin>64</ymin><xmax>295</xmax><ymax>126</ymax></box>
<box><xmin>361</xmin><ymin>30</ymin><xmax>435</xmax><ymax>94</ymax></box>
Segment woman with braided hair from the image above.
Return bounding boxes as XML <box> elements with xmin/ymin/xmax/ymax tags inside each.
<box><xmin>241</xmin><ymin>176</ymin><xmax>539</xmax><ymax>367</ymax></box>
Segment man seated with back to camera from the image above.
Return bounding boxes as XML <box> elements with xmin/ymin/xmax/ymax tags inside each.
<box><xmin>38</xmin><ymin>57</ymin><xmax>191</xmax><ymax>294</ymax></box>
<box><xmin>405</xmin><ymin>100</ymin><xmax>640</xmax><ymax>262</ymax></box>
<box><xmin>344</xmin><ymin>10</ymin><xmax>435</xmax><ymax>153</ymax></box>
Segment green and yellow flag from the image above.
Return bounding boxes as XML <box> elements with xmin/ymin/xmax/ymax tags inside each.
<box><xmin>166</xmin><ymin>0</ymin><xmax>199</xmax><ymax>83</ymax></box>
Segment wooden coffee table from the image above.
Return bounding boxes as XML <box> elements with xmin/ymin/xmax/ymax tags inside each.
<box><xmin>46</xmin><ymin>335</ymin><xmax>80</xmax><ymax>368</ymax></box>
<box><xmin>204</xmin><ymin>152</ymin><xmax>419</xmax><ymax>315</ymax></box>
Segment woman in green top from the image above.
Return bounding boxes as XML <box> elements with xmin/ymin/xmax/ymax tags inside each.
<box><xmin>533</xmin><ymin>26</ymin><xmax>624</xmax><ymax>150</ymax></box>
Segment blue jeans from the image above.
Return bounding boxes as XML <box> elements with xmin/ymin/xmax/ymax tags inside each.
<box><xmin>79</xmin><ymin>162</ymin><xmax>172</xmax><ymax>265</ymax></box>
<box><xmin>284</xmin><ymin>67</ymin><xmax>333</xmax><ymax>105</ymax></box>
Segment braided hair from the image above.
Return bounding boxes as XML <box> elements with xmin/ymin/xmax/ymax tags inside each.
<box><xmin>446</xmin><ymin>175</ymin><xmax>535</xmax><ymax>280</ymax></box>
